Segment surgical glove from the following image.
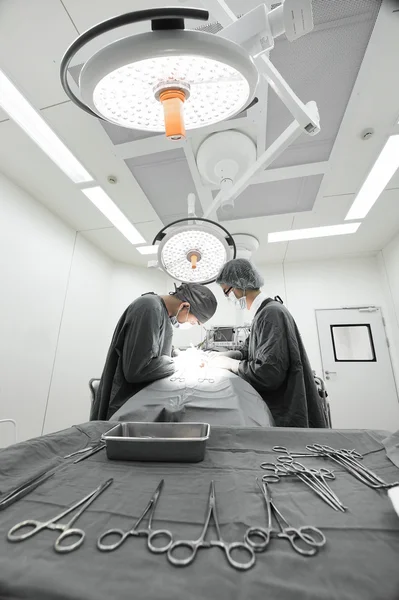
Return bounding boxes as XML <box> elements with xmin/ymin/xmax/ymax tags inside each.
<box><xmin>209</xmin><ymin>355</ymin><xmax>240</xmax><ymax>374</ymax></box>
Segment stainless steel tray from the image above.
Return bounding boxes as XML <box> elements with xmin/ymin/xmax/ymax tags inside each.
<box><xmin>102</xmin><ymin>422</ymin><xmax>210</xmax><ymax>463</ymax></box>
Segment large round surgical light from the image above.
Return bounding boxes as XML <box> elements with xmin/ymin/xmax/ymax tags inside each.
<box><xmin>60</xmin><ymin>8</ymin><xmax>258</xmax><ymax>139</ymax></box>
<box><xmin>153</xmin><ymin>218</ymin><xmax>236</xmax><ymax>284</ymax></box>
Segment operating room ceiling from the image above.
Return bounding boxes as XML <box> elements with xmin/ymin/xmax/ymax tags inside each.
<box><xmin>0</xmin><ymin>0</ymin><xmax>399</xmax><ymax>267</ymax></box>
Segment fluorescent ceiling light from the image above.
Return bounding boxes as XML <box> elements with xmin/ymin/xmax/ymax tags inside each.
<box><xmin>0</xmin><ymin>69</ymin><xmax>92</xmax><ymax>184</ymax></box>
<box><xmin>136</xmin><ymin>245</ymin><xmax>158</xmax><ymax>255</ymax></box>
<box><xmin>345</xmin><ymin>134</ymin><xmax>399</xmax><ymax>221</ymax></box>
<box><xmin>268</xmin><ymin>223</ymin><xmax>361</xmax><ymax>243</ymax></box>
<box><xmin>82</xmin><ymin>187</ymin><xmax>145</xmax><ymax>245</ymax></box>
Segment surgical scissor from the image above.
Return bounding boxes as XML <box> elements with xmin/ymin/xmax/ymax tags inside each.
<box><xmin>245</xmin><ymin>478</ymin><xmax>326</xmax><ymax>557</ymax></box>
<box><xmin>167</xmin><ymin>481</ymin><xmax>256</xmax><ymax>570</ymax></box>
<box><xmin>7</xmin><ymin>479</ymin><xmax>113</xmax><ymax>553</ymax></box>
<box><xmin>97</xmin><ymin>479</ymin><xmax>173</xmax><ymax>554</ymax></box>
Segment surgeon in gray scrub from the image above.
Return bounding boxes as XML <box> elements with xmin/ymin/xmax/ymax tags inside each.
<box><xmin>91</xmin><ymin>283</ymin><xmax>217</xmax><ymax>420</ymax></box>
<box><xmin>211</xmin><ymin>259</ymin><xmax>327</xmax><ymax>429</ymax></box>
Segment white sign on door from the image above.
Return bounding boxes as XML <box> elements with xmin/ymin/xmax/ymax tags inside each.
<box><xmin>316</xmin><ymin>307</ymin><xmax>399</xmax><ymax>431</ymax></box>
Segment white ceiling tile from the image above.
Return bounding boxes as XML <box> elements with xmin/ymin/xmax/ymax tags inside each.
<box><xmin>217</xmin><ymin>175</ymin><xmax>322</xmax><ymax>221</ymax></box>
<box><xmin>125</xmin><ymin>149</ymin><xmax>202</xmax><ymax>223</ymax></box>
<box><xmin>0</xmin><ymin>0</ymin><xmax>79</xmax><ymax>117</ymax></box>
<box><xmin>265</xmin><ymin>1</ymin><xmax>380</xmax><ymax>168</ymax></box>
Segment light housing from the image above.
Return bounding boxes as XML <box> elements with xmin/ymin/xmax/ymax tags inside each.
<box><xmin>345</xmin><ymin>134</ymin><xmax>399</xmax><ymax>220</ymax></box>
<box><xmin>60</xmin><ymin>7</ymin><xmax>258</xmax><ymax>139</ymax></box>
<box><xmin>0</xmin><ymin>70</ymin><xmax>92</xmax><ymax>184</ymax></box>
<box><xmin>268</xmin><ymin>223</ymin><xmax>361</xmax><ymax>243</ymax></box>
<box><xmin>136</xmin><ymin>245</ymin><xmax>158</xmax><ymax>255</ymax></box>
<box><xmin>153</xmin><ymin>217</ymin><xmax>236</xmax><ymax>284</ymax></box>
<box><xmin>82</xmin><ymin>186</ymin><xmax>145</xmax><ymax>245</ymax></box>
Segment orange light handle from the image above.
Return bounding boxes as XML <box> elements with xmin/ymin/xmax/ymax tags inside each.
<box><xmin>159</xmin><ymin>89</ymin><xmax>186</xmax><ymax>140</ymax></box>
<box><xmin>190</xmin><ymin>254</ymin><xmax>197</xmax><ymax>269</ymax></box>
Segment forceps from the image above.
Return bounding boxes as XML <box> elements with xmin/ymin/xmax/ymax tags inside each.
<box><xmin>307</xmin><ymin>444</ymin><xmax>399</xmax><ymax>490</ymax></box>
<box><xmin>245</xmin><ymin>479</ymin><xmax>326</xmax><ymax>557</ymax></box>
<box><xmin>97</xmin><ymin>479</ymin><xmax>173</xmax><ymax>554</ymax></box>
<box><xmin>0</xmin><ymin>444</ymin><xmax>106</xmax><ymax>512</ymax></box>
<box><xmin>198</xmin><ymin>368</ymin><xmax>215</xmax><ymax>384</ymax></box>
<box><xmin>7</xmin><ymin>479</ymin><xmax>113</xmax><ymax>553</ymax></box>
<box><xmin>261</xmin><ymin>461</ymin><xmax>346</xmax><ymax>512</ymax></box>
<box><xmin>170</xmin><ymin>373</ymin><xmax>185</xmax><ymax>383</ymax></box>
<box><xmin>167</xmin><ymin>481</ymin><xmax>256</xmax><ymax>570</ymax></box>
<box><xmin>272</xmin><ymin>445</ymin><xmax>362</xmax><ymax>460</ymax></box>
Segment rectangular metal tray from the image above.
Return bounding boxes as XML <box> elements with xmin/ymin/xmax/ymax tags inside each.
<box><xmin>102</xmin><ymin>422</ymin><xmax>210</xmax><ymax>463</ymax></box>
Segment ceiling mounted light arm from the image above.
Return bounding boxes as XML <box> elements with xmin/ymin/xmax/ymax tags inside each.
<box><xmin>60</xmin><ymin>7</ymin><xmax>209</xmax><ymax>119</ymax></box>
<box><xmin>204</xmin><ymin>112</ymin><xmax>307</xmax><ymax>218</ymax></box>
<box><xmin>204</xmin><ymin>0</ymin><xmax>319</xmax><ymax>135</ymax></box>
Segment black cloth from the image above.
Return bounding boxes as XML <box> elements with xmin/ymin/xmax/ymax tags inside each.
<box><xmin>1</xmin><ymin>422</ymin><xmax>399</xmax><ymax>600</ymax></box>
<box><xmin>111</xmin><ymin>370</ymin><xmax>274</xmax><ymax>427</ymax></box>
<box><xmin>238</xmin><ymin>298</ymin><xmax>328</xmax><ymax>428</ymax></box>
<box><xmin>91</xmin><ymin>294</ymin><xmax>175</xmax><ymax>421</ymax></box>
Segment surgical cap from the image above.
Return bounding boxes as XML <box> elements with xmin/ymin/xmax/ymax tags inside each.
<box><xmin>216</xmin><ymin>258</ymin><xmax>264</xmax><ymax>290</ymax></box>
<box><xmin>173</xmin><ymin>283</ymin><xmax>217</xmax><ymax>324</ymax></box>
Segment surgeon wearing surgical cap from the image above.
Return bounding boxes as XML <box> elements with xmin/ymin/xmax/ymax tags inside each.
<box><xmin>213</xmin><ymin>258</ymin><xmax>328</xmax><ymax>428</ymax></box>
<box><xmin>91</xmin><ymin>283</ymin><xmax>217</xmax><ymax>420</ymax></box>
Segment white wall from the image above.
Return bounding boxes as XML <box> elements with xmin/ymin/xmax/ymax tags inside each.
<box><xmin>0</xmin><ymin>174</ymin><xmax>116</xmax><ymax>443</ymax></box>
<box><xmin>42</xmin><ymin>235</ymin><xmax>113</xmax><ymax>434</ymax></box>
<box><xmin>279</xmin><ymin>256</ymin><xmax>393</xmax><ymax>375</ymax></box>
<box><xmin>0</xmin><ymin>174</ymin><xmax>75</xmax><ymax>444</ymax></box>
<box><xmin>109</xmin><ymin>264</ymin><xmax>167</xmax><ymax>331</ymax></box>
<box><xmin>379</xmin><ymin>232</ymin><xmax>399</xmax><ymax>383</ymax></box>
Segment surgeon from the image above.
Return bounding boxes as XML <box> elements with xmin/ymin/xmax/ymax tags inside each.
<box><xmin>211</xmin><ymin>258</ymin><xmax>327</xmax><ymax>428</ymax></box>
<box><xmin>91</xmin><ymin>283</ymin><xmax>217</xmax><ymax>420</ymax></box>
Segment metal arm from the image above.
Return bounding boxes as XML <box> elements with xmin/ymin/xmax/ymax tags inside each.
<box><xmin>204</xmin><ymin>0</ymin><xmax>320</xmax><ymax>133</ymax></box>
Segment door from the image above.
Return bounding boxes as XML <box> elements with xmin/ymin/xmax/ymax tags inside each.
<box><xmin>316</xmin><ymin>307</ymin><xmax>399</xmax><ymax>431</ymax></box>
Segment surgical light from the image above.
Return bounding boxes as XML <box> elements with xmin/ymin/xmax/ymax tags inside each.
<box><xmin>268</xmin><ymin>223</ymin><xmax>361</xmax><ymax>243</ymax></box>
<box><xmin>82</xmin><ymin>186</ymin><xmax>145</xmax><ymax>245</ymax></box>
<box><xmin>345</xmin><ymin>134</ymin><xmax>399</xmax><ymax>221</ymax></box>
<box><xmin>0</xmin><ymin>70</ymin><xmax>92</xmax><ymax>184</ymax></box>
<box><xmin>153</xmin><ymin>217</ymin><xmax>236</xmax><ymax>284</ymax></box>
<box><xmin>60</xmin><ymin>7</ymin><xmax>258</xmax><ymax>140</ymax></box>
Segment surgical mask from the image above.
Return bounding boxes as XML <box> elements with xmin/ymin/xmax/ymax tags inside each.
<box><xmin>171</xmin><ymin>305</ymin><xmax>193</xmax><ymax>329</ymax></box>
<box><xmin>229</xmin><ymin>291</ymin><xmax>247</xmax><ymax>310</ymax></box>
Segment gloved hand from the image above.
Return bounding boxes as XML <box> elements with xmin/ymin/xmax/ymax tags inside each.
<box><xmin>208</xmin><ymin>354</ymin><xmax>240</xmax><ymax>374</ymax></box>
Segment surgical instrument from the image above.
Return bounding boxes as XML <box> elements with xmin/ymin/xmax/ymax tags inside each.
<box><xmin>198</xmin><ymin>368</ymin><xmax>215</xmax><ymax>384</ymax></box>
<box><xmin>0</xmin><ymin>463</ymin><xmax>64</xmax><ymax>512</ymax></box>
<box><xmin>272</xmin><ymin>445</ymin><xmax>362</xmax><ymax>460</ymax></box>
<box><xmin>245</xmin><ymin>479</ymin><xmax>326</xmax><ymax>557</ymax></box>
<box><xmin>0</xmin><ymin>443</ymin><xmax>106</xmax><ymax>511</ymax></box>
<box><xmin>97</xmin><ymin>479</ymin><xmax>173</xmax><ymax>554</ymax></box>
<box><xmin>167</xmin><ymin>481</ymin><xmax>256</xmax><ymax>570</ymax></box>
<box><xmin>261</xmin><ymin>461</ymin><xmax>346</xmax><ymax>512</ymax></box>
<box><xmin>7</xmin><ymin>478</ymin><xmax>113</xmax><ymax>553</ymax></box>
<box><xmin>306</xmin><ymin>444</ymin><xmax>399</xmax><ymax>490</ymax></box>
<box><xmin>170</xmin><ymin>373</ymin><xmax>185</xmax><ymax>383</ymax></box>
<box><xmin>63</xmin><ymin>442</ymin><xmax>105</xmax><ymax>459</ymax></box>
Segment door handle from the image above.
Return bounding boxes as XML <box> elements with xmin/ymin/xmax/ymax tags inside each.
<box><xmin>324</xmin><ymin>370</ymin><xmax>336</xmax><ymax>380</ymax></box>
